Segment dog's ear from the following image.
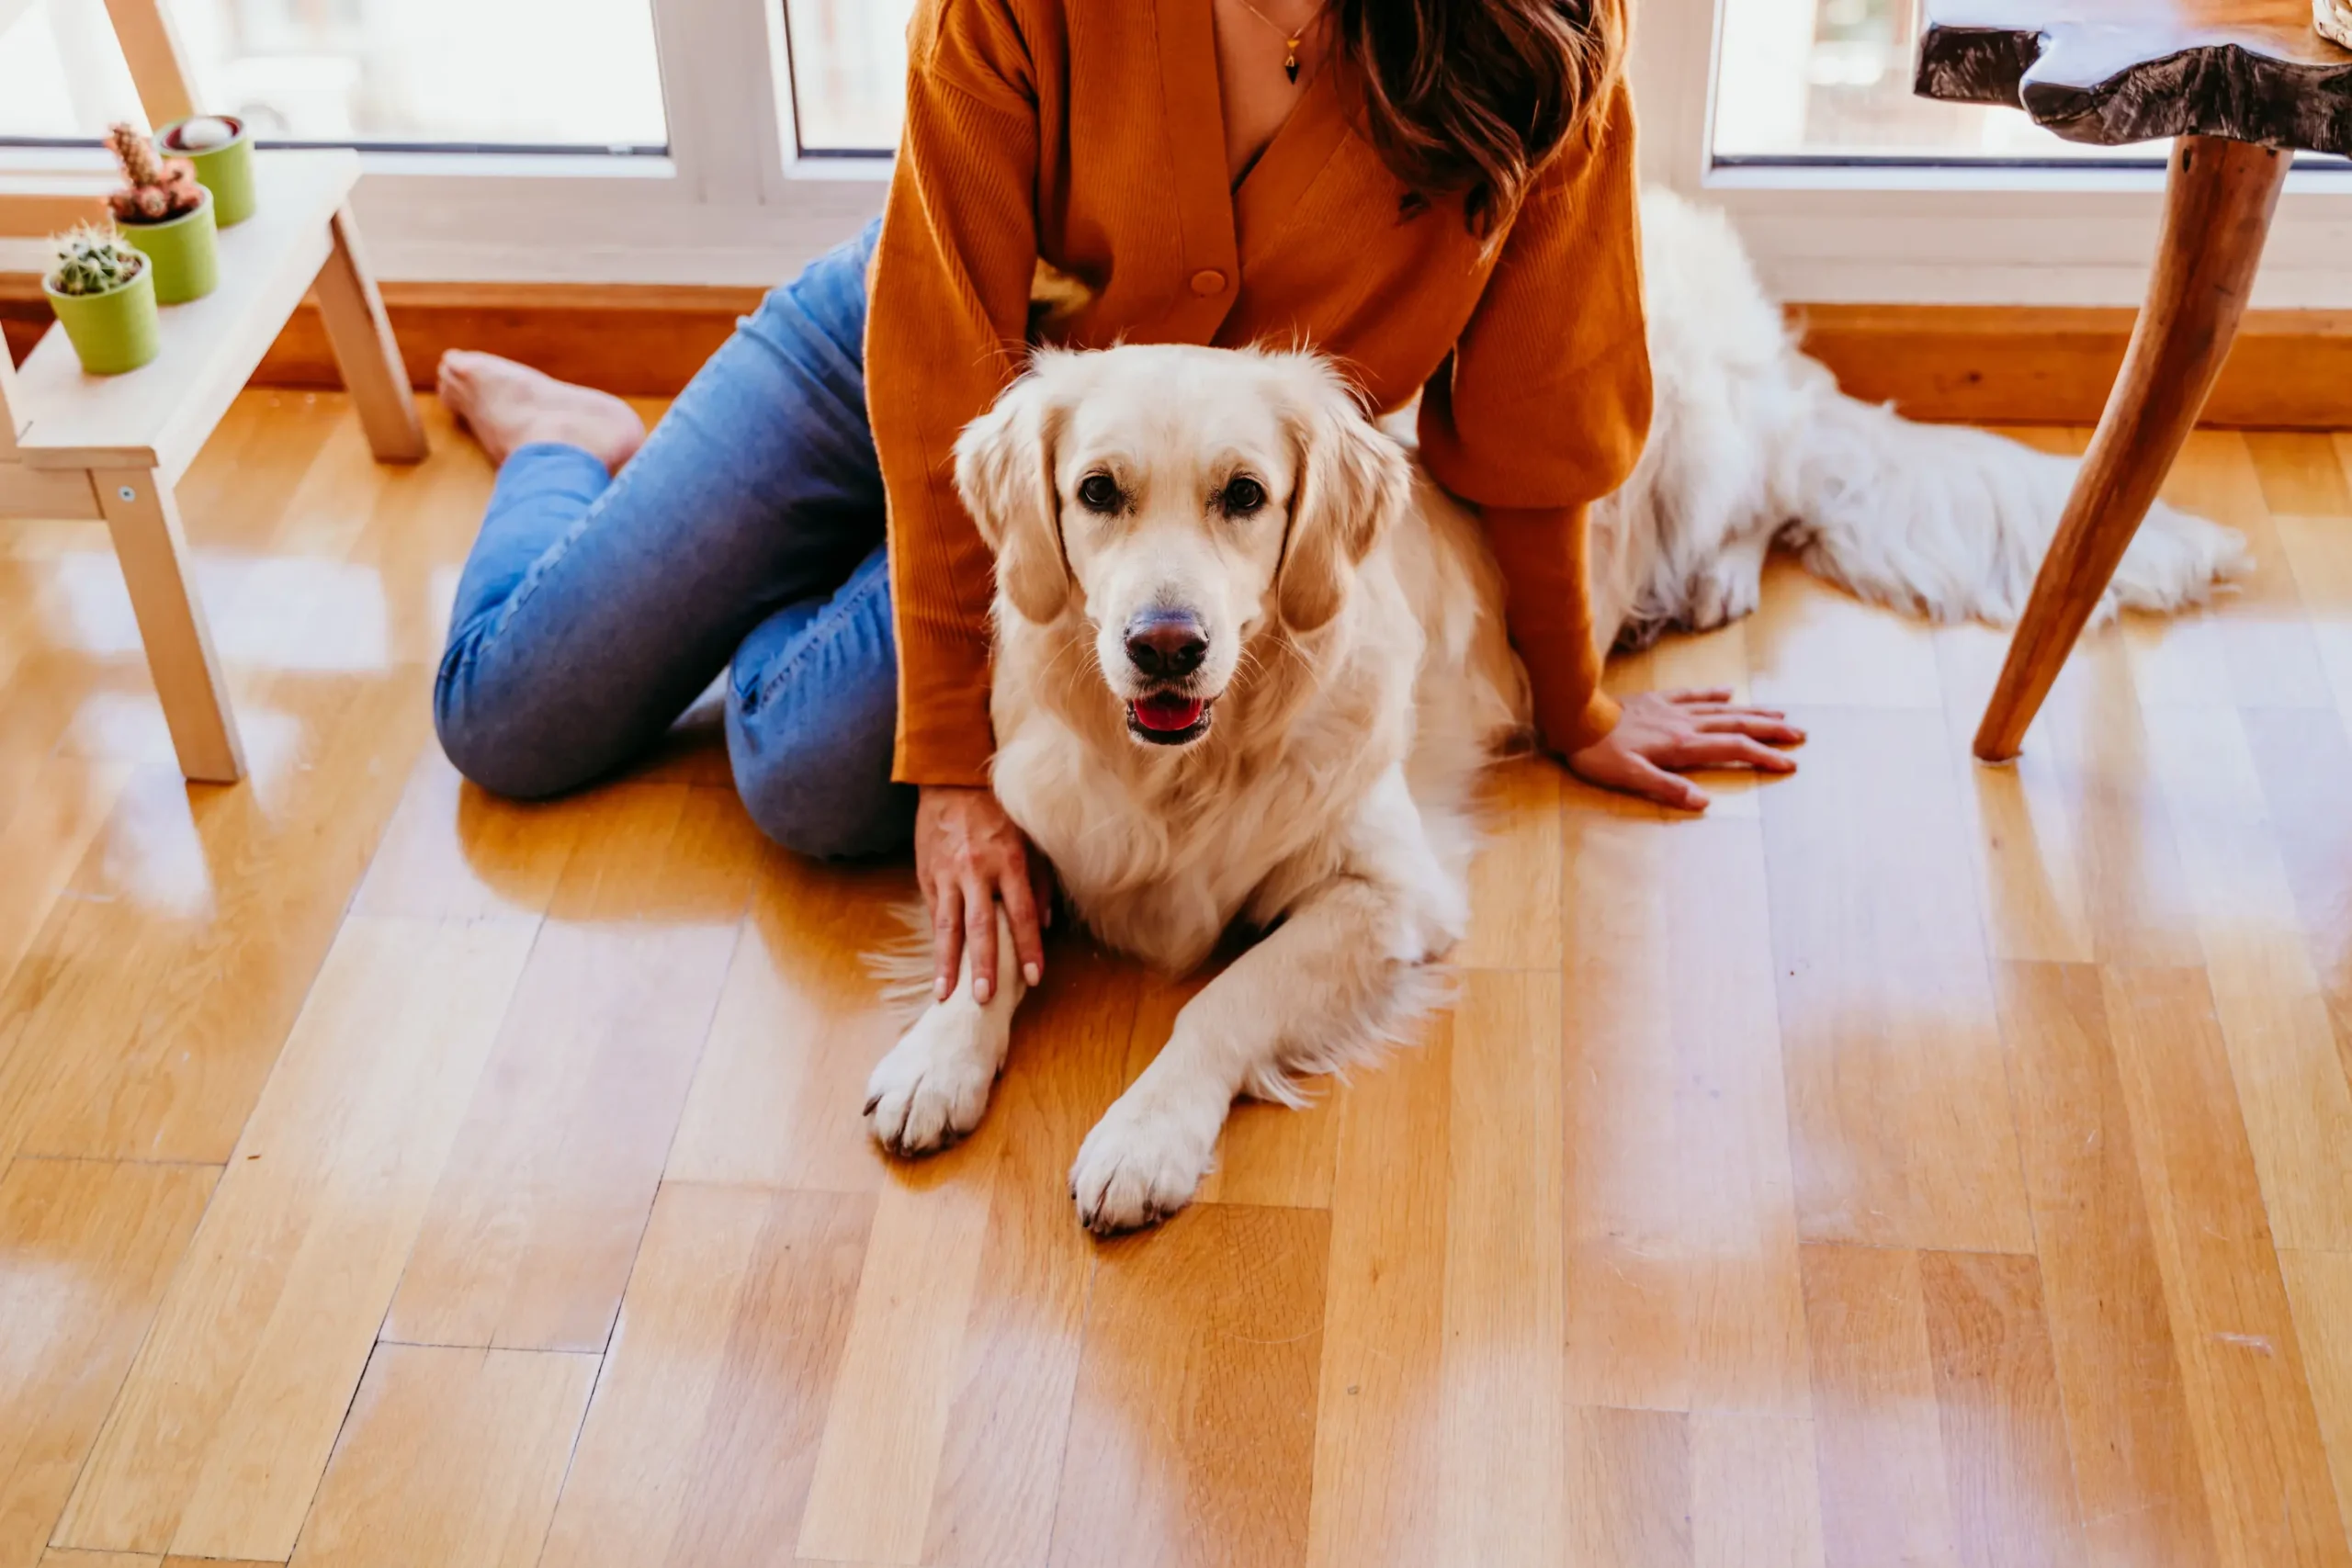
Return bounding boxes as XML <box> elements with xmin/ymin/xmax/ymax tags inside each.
<box><xmin>955</xmin><ymin>371</ymin><xmax>1071</xmax><ymax>624</ymax></box>
<box><xmin>1277</xmin><ymin>369</ymin><xmax>1412</xmax><ymax>633</ymax></box>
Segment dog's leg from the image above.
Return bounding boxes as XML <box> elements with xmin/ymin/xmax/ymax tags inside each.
<box><xmin>1070</xmin><ymin>874</ymin><xmax>1410</xmax><ymax>1233</ymax></box>
<box><xmin>865</xmin><ymin>906</ymin><xmax>1028</xmax><ymax>1156</ymax></box>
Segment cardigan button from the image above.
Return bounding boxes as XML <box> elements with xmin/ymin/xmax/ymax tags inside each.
<box><xmin>1189</xmin><ymin>268</ymin><xmax>1227</xmax><ymax>296</ymax></box>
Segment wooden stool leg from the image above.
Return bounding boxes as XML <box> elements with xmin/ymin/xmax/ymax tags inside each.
<box><xmin>1972</xmin><ymin>135</ymin><xmax>2289</xmax><ymax>762</ymax></box>
<box><xmin>313</xmin><ymin>204</ymin><xmax>428</xmax><ymax>464</ymax></box>
<box><xmin>93</xmin><ymin>468</ymin><xmax>245</xmax><ymax>784</ymax></box>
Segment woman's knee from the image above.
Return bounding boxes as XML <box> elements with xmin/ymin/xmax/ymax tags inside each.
<box><xmin>729</xmin><ymin>716</ymin><xmax>912</xmax><ymax>859</ymax></box>
<box><xmin>433</xmin><ymin>629</ymin><xmax>609</xmax><ymax>802</ymax></box>
<box><xmin>726</xmin><ymin>646</ymin><xmax>910</xmax><ymax>859</ymax></box>
<box><xmin>726</xmin><ymin>547</ymin><xmax>910</xmax><ymax>860</ymax></box>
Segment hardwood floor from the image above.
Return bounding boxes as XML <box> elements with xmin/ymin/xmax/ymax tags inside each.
<box><xmin>3</xmin><ymin>391</ymin><xmax>2352</xmax><ymax>1566</ymax></box>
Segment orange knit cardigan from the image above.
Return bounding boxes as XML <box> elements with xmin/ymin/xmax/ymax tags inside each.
<box><xmin>869</xmin><ymin>0</ymin><xmax>1653</xmax><ymax>787</ymax></box>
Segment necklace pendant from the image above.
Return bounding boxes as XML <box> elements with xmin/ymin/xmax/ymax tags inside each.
<box><xmin>1283</xmin><ymin>51</ymin><xmax>1300</xmax><ymax>83</ymax></box>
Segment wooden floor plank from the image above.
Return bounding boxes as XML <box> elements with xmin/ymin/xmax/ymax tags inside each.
<box><xmin>348</xmin><ymin>749</ymin><xmax>591</xmax><ymax>923</ymax></box>
<box><xmin>0</xmin><ymin>676</ymin><xmax>425</xmax><ymax>1165</ymax></box>
<box><xmin>917</xmin><ymin>945</ymin><xmax>1138</xmax><ymax>1568</ymax></box>
<box><xmin>1918</xmin><ymin>1250</ymin><xmax>2087</xmax><ymax>1568</ymax></box>
<box><xmin>1563</xmin><ymin>810</ymin><xmax>1808</xmax><ymax>1416</ymax></box>
<box><xmin>662</xmin><ymin>852</ymin><xmax>914</xmax><ymax>1194</ymax></box>
<box><xmin>2239</xmin><ymin>694</ymin><xmax>2352</xmax><ymax>964</ymax></box>
<box><xmin>1566</xmin><ymin>1405</ymin><xmax>1691</xmax><ymax>1568</ymax></box>
<box><xmin>536</xmin><ymin>1183</ymin><xmax>873</xmax><ymax>1568</ymax></box>
<box><xmin>382</xmin><ymin>787</ymin><xmax>753</xmax><ymax>1353</ymax></box>
<box><xmin>2279</xmin><ymin>1247</ymin><xmax>2352</xmax><ymax>1556</ymax></box>
<box><xmin>1435</xmin><ymin>970</ymin><xmax>1568</xmax><ymax>1568</ymax></box>
<box><xmin>2128</xmin><ymin>433</ymin><xmax>2332</xmax><ymax>715</ymax></box>
<box><xmin>0</xmin><ymin>1160</ymin><xmax>215</xmax><ymax>1568</ymax></box>
<box><xmin>1938</xmin><ymin>623</ymin><xmax>2203</xmax><ymax>969</ymax></box>
<box><xmin>2099</xmin><ymin>966</ymin><xmax>2352</xmax><ymax>1568</ymax></box>
<box><xmin>1745</xmin><ymin>557</ymin><xmax>1946</xmax><ymax>710</ymax></box>
<box><xmin>1990</xmin><ymin>961</ymin><xmax>2221</xmax><ymax>1568</ymax></box>
<box><xmin>0</xmin><ymin>758</ymin><xmax>129</xmax><ymax>998</ymax></box>
<box><xmin>1761</xmin><ymin>706</ymin><xmax>2034</xmax><ymax>1253</ymax></box>
<box><xmin>51</xmin><ymin>916</ymin><xmax>536</xmax><ymax>1562</ymax></box>
<box><xmin>1046</xmin><ymin>1202</ymin><xmax>1328</xmax><ymax>1568</ymax></box>
<box><xmin>1456</xmin><ymin>753</ymin><xmax>1564</xmax><ymax>969</ymax></box>
<box><xmin>795</xmin><ymin>1175</ymin><xmax>992</xmax><ymax>1564</ymax></box>
<box><xmin>286</xmin><ymin>1344</ymin><xmax>596</xmax><ymax>1568</ymax></box>
<box><xmin>1802</xmin><ymin>1243</ymin><xmax>1964</xmax><ymax>1568</ymax></box>
<box><xmin>1690</xmin><ymin>1413</ymin><xmax>1826</xmax><ymax>1568</ymax></box>
<box><xmin>1305</xmin><ymin>1015</ymin><xmax>1451</xmax><ymax>1568</ymax></box>
<box><xmin>2271</xmin><ymin>488</ymin><xmax>2352</xmax><ymax>732</ymax></box>
<box><xmin>2143</xmin><ymin>705</ymin><xmax>2352</xmax><ymax>1250</ymax></box>
<box><xmin>2245</xmin><ymin>430</ymin><xmax>2352</xmax><ymax>517</ymax></box>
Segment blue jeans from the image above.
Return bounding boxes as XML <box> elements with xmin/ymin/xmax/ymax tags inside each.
<box><xmin>434</xmin><ymin>220</ymin><xmax>913</xmax><ymax>859</ymax></box>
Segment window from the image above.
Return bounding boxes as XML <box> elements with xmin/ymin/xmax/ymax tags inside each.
<box><xmin>1709</xmin><ymin>0</ymin><xmax>2138</xmax><ymax>164</ymax></box>
<box><xmin>0</xmin><ymin>0</ymin><xmax>667</xmax><ymax>149</ymax></box>
<box><xmin>7</xmin><ymin>0</ymin><xmax>2351</xmax><ymax>310</ymax></box>
<box><xmin>782</xmin><ymin>0</ymin><xmax>912</xmax><ymax>156</ymax></box>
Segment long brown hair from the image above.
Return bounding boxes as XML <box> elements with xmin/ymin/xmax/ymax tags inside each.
<box><xmin>1333</xmin><ymin>0</ymin><xmax>1628</xmax><ymax>237</ymax></box>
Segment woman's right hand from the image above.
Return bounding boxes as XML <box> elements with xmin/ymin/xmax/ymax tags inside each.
<box><xmin>915</xmin><ymin>784</ymin><xmax>1051</xmax><ymax>1005</ymax></box>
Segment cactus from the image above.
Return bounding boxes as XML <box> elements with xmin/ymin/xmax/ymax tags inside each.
<box><xmin>104</xmin><ymin>121</ymin><xmax>206</xmax><ymax>224</ymax></box>
<box><xmin>47</xmin><ymin>223</ymin><xmax>145</xmax><ymax>298</ymax></box>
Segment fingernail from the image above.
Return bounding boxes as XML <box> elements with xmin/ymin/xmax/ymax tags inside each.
<box><xmin>976</xmin><ymin>979</ymin><xmax>993</xmax><ymax>1004</ymax></box>
<box><xmin>1023</xmin><ymin>962</ymin><xmax>1041</xmax><ymax>986</ymax></box>
<box><xmin>935</xmin><ymin>978</ymin><xmax>949</xmax><ymax>999</ymax></box>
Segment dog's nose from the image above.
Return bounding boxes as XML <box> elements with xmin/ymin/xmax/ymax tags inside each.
<box><xmin>1125</xmin><ymin>610</ymin><xmax>1208</xmax><ymax>679</ymax></box>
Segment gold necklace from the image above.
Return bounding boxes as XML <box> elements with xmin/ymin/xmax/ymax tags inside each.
<box><xmin>1232</xmin><ymin>0</ymin><xmax>1320</xmax><ymax>82</ymax></box>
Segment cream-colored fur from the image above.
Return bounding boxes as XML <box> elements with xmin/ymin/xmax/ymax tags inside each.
<box><xmin>864</xmin><ymin>192</ymin><xmax>2246</xmax><ymax>1235</ymax></box>
<box><xmin>864</xmin><ymin>346</ymin><xmax>1512</xmax><ymax>1233</ymax></box>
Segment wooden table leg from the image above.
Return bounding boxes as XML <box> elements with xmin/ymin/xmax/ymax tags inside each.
<box><xmin>313</xmin><ymin>204</ymin><xmax>428</xmax><ymax>464</ymax></box>
<box><xmin>1972</xmin><ymin>135</ymin><xmax>2289</xmax><ymax>762</ymax></box>
<box><xmin>93</xmin><ymin>467</ymin><xmax>245</xmax><ymax>784</ymax></box>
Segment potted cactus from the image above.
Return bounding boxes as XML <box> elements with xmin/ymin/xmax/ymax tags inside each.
<box><xmin>43</xmin><ymin>224</ymin><xmax>161</xmax><ymax>375</ymax></box>
<box><xmin>155</xmin><ymin>114</ymin><xmax>256</xmax><ymax>227</ymax></box>
<box><xmin>104</xmin><ymin>122</ymin><xmax>217</xmax><ymax>305</ymax></box>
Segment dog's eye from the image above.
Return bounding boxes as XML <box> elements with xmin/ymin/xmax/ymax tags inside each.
<box><xmin>1077</xmin><ymin>473</ymin><xmax>1121</xmax><ymax>513</ymax></box>
<box><xmin>1220</xmin><ymin>476</ymin><xmax>1266</xmax><ymax>514</ymax></box>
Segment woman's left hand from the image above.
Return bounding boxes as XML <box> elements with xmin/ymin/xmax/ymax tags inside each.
<box><xmin>1566</xmin><ymin>687</ymin><xmax>1804</xmax><ymax>811</ymax></box>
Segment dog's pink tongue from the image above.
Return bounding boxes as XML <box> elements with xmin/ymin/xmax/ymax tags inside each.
<box><xmin>1132</xmin><ymin>694</ymin><xmax>1205</xmax><ymax>732</ymax></box>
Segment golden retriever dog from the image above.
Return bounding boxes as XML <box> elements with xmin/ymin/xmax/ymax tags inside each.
<box><xmin>863</xmin><ymin>190</ymin><xmax>2245</xmax><ymax>1235</ymax></box>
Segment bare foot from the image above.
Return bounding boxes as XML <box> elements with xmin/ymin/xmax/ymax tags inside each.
<box><xmin>436</xmin><ymin>350</ymin><xmax>648</xmax><ymax>471</ymax></box>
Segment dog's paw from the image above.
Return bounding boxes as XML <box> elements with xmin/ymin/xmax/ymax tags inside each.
<box><xmin>1069</xmin><ymin>1087</ymin><xmax>1224</xmax><ymax>1235</ymax></box>
<box><xmin>864</xmin><ymin>1003</ymin><xmax>1007</xmax><ymax>1157</ymax></box>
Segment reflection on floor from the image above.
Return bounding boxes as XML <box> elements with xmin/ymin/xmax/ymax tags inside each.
<box><xmin>4</xmin><ymin>393</ymin><xmax>2352</xmax><ymax>1567</ymax></box>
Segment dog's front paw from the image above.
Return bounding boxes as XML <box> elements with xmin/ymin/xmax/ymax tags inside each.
<box><xmin>1069</xmin><ymin>1087</ymin><xmax>1224</xmax><ymax>1235</ymax></box>
<box><xmin>865</xmin><ymin>1003</ymin><xmax>1007</xmax><ymax>1156</ymax></box>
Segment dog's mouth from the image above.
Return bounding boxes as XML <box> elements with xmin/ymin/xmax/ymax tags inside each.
<box><xmin>1126</xmin><ymin>692</ymin><xmax>1213</xmax><ymax>746</ymax></box>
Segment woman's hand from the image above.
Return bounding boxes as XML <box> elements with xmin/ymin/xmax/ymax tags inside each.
<box><xmin>1566</xmin><ymin>687</ymin><xmax>1804</xmax><ymax>811</ymax></box>
<box><xmin>915</xmin><ymin>784</ymin><xmax>1052</xmax><ymax>1005</ymax></box>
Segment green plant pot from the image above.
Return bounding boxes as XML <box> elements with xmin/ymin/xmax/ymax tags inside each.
<box><xmin>157</xmin><ymin>115</ymin><xmax>256</xmax><ymax>227</ymax></box>
<box><xmin>120</xmin><ymin>186</ymin><xmax>218</xmax><ymax>305</ymax></box>
<box><xmin>44</xmin><ymin>258</ymin><xmax>161</xmax><ymax>375</ymax></box>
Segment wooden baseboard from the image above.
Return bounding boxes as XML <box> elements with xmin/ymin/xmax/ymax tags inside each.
<box><xmin>1793</xmin><ymin>303</ymin><xmax>2352</xmax><ymax>430</ymax></box>
<box><xmin>7</xmin><ymin>281</ymin><xmax>2352</xmax><ymax>428</ymax></box>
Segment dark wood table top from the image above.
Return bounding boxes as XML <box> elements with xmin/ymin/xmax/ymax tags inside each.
<box><xmin>1917</xmin><ymin>0</ymin><xmax>2352</xmax><ymax>152</ymax></box>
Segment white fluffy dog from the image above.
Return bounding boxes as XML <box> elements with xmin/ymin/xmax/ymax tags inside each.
<box><xmin>863</xmin><ymin>188</ymin><xmax>2246</xmax><ymax>1234</ymax></box>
